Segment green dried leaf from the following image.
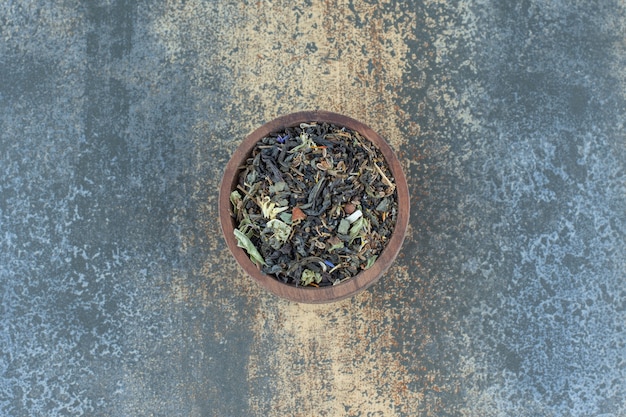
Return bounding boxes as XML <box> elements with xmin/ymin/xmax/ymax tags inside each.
<box><xmin>234</xmin><ymin>229</ymin><xmax>266</xmax><ymax>266</ymax></box>
<box><xmin>364</xmin><ymin>255</ymin><xmax>378</xmax><ymax>270</ymax></box>
<box><xmin>264</xmin><ymin>219</ymin><xmax>292</xmax><ymax>249</ymax></box>
<box><xmin>349</xmin><ymin>217</ymin><xmax>368</xmax><ymax>239</ymax></box>
<box><xmin>269</xmin><ymin>181</ymin><xmax>287</xmax><ymax>194</ymax></box>
<box><xmin>337</xmin><ymin>219</ymin><xmax>350</xmax><ymax>235</ymax></box>
<box><xmin>327</xmin><ymin>236</ymin><xmax>344</xmax><ymax>252</ymax></box>
<box><xmin>366</xmin><ymin>185</ymin><xmax>385</xmax><ymax>199</ymax></box>
<box><xmin>289</xmin><ymin>132</ymin><xmax>315</xmax><ymax>153</ymax></box>
<box><xmin>375</xmin><ymin>198</ymin><xmax>390</xmax><ymax>212</ymax></box>
<box><xmin>238</xmin><ymin>217</ymin><xmax>255</xmax><ymax>237</ymax></box>
<box><xmin>230</xmin><ymin>190</ymin><xmax>243</xmax><ymax>216</ymax></box>
<box><xmin>279</xmin><ymin>212</ymin><xmax>292</xmax><ymax>224</ymax></box>
<box><xmin>245</xmin><ymin>170</ymin><xmax>257</xmax><ymax>184</ymax></box>
<box><xmin>301</xmin><ymin>269</ymin><xmax>322</xmax><ymax>286</ymax></box>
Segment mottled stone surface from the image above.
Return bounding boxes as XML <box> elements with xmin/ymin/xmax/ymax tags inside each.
<box><xmin>1</xmin><ymin>1</ymin><xmax>625</xmax><ymax>416</ymax></box>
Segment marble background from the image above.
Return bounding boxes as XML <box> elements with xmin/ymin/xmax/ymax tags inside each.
<box><xmin>1</xmin><ymin>1</ymin><xmax>625</xmax><ymax>416</ymax></box>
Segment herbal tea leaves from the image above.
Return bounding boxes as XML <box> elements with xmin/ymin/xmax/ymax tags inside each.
<box><xmin>232</xmin><ymin>122</ymin><xmax>398</xmax><ymax>287</ymax></box>
<box><xmin>234</xmin><ymin>229</ymin><xmax>266</xmax><ymax>267</ymax></box>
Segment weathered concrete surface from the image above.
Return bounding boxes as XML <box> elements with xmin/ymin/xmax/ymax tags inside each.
<box><xmin>1</xmin><ymin>1</ymin><xmax>625</xmax><ymax>416</ymax></box>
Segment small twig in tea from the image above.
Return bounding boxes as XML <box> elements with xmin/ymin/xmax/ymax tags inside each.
<box><xmin>236</xmin><ymin>184</ymin><xmax>261</xmax><ymax>208</ymax></box>
<box><xmin>373</xmin><ymin>163</ymin><xmax>396</xmax><ymax>193</ymax></box>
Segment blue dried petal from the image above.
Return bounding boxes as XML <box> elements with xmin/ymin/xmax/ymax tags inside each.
<box><xmin>323</xmin><ymin>260</ymin><xmax>335</xmax><ymax>268</ymax></box>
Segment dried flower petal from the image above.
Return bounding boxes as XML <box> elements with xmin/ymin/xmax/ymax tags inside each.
<box><xmin>345</xmin><ymin>209</ymin><xmax>363</xmax><ymax>224</ymax></box>
<box><xmin>292</xmin><ymin>206</ymin><xmax>306</xmax><ymax>222</ymax></box>
<box><xmin>258</xmin><ymin>195</ymin><xmax>289</xmax><ymax>219</ymax></box>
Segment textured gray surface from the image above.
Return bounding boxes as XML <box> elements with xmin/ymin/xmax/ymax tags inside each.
<box><xmin>1</xmin><ymin>1</ymin><xmax>625</xmax><ymax>416</ymax></box>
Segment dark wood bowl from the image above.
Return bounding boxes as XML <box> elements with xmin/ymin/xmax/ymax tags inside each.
<box><xmin>219</xmin><ymin>111</ymin><xmax>410</xmax><ymax>303</ymax></box>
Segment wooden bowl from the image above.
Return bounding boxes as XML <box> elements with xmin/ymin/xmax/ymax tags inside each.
<box><xmin>219</xmin><ymin>111</ymin><xmax>410</xmax><ymax>303</ymax></box>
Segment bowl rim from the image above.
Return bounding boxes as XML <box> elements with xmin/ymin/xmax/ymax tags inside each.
<box><xmin>218</xmin><ymin>110</ymin><xmax>410</xmax><ymax>303</ymax></box>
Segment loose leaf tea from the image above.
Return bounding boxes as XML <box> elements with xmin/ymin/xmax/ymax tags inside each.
<box><xmin>231</xmin><ymin>122</ymin><xmax>398</xmax><ymax>287</ymax></box>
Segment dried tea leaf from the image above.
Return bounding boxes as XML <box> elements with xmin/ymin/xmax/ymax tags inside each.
<box><xmin>364</xmin><ymin>255</ymin><xmax>378</xmax><ymax>270</ymax></box>
<box><xmin>289</xmin><ymin>132</ymin><xmax>315</xmax><ymax>153</ymax></box>
<box><xmin>234</xmin><ymin>229</ymin><xmax>266</xmax><ymax>266</ymax></box>
<box><xmin>245</xmin><ymin>170</ymin><xmax>257</xmax><ymax>185</ymax></box>
<box><xmin>338</xmin><ymin>219</ymin><xmax>350</xmax><ymax>235</ymax></box>
<box><xmin>316</xmin><ymin>159</ymin><xmax>332</xmax><ymax>171</ymax></box>
<box><xmin>230</xmin><ymin>190</ymin><xmax>243</xmax><ymax>216</ymax></box>
<box><xmin>327</xmin><ymin>236</ymin><xmax>344</xmax><ymax>252</ymax></box>
<box><xmin>301</xmin><ymin>269</ymin><xmax>322</xmax><ymax>286</ymax></box>
<box><xmin>265</xmin><ymin>219</ymin><xmax>292</xmax><ymax>247</ymax></box>
<box><xmin>238</xmin><ymin>217</ymin><xmax>254</xmax><ymax>236</ymax></box>
<box><xmin>349</xmin><ymin>217</ymin><xmax>367</xmax><ymax>239</ymax></box>
<box><xmin>269</xmin><ymin>181</ymin><xmax>287</xmax><ymax>194</ymax></box>
<box><xmin>279</xmin><ymin>212</ymin><xmax>292</xmax><ymax>224</ymax></box>
<box><xmin>375</xmin><ymin>198</ymin><xmax>390</xmax><ymax>212</ymax></box>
